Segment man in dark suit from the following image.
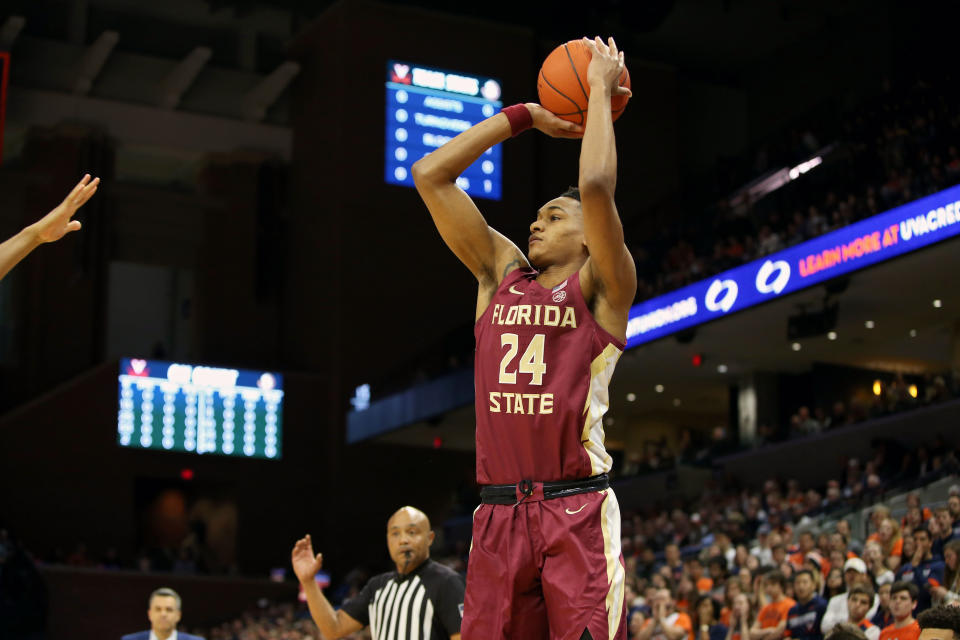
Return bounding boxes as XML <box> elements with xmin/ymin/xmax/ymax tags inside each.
<box><xmin>121</xmin><ymin>587</ymin><xmax>205</xmax><ymax>640</ymax></box>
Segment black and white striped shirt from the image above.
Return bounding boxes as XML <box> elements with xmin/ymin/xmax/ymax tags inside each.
<box><xmin>341</xmin><ymin>559</ymin><xmax>465</xmax><ymax>640</ymax></box>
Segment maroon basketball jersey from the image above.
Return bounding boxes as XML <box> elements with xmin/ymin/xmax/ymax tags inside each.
<box><xmin>474</xmin><ymin>267</ymin><xmax>625</xmax><ymax>485</ymax></box>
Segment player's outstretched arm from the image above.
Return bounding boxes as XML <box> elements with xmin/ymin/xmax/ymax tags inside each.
<box><xmin>412</xmin><ymin>106</ymin><xmax>582</xmax><ymax>290</ymax></box>
<box><xmin>0</xmin><ymin>174</ymin><xmax>99</xmax><ymax>282</ymax></box>
<box><xmin>291</xmin><ymin>535</ymin><xmax>363</xmax><ymax>639</ymax></box>
<box><xmin>578</xmin><ymin>37</ymin><xmax>637</xmax><ymax>334</ymax></box>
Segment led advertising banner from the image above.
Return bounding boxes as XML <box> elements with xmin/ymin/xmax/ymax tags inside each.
<box><xmin>385</xmin><ymin>60</ymin><xmax>503</xmax><ymax>200</ymax></box>
<box><xmin>626</xmin><ymin>183</ymin><xmax>960</xmax><ymax>349</ymax></box>
<box><xmin>118</xmin><ymin>358</ymin><xmax>283</xmax><ymax>459</ymax></box>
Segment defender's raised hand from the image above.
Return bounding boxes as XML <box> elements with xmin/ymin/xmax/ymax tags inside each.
<box><xmin>291</xmin><ymin>534</ymin><xmax>324</xmax><ymax>584</ymax></box>
<box><xmin>32</xmin><ymin>174</ymin><xmax>99</xmax><ymax>244</ymax></box>
<box><xmin>582</xmin><ymin>36</ymin><xmax>632</xmax><ymax>97</ymax></box>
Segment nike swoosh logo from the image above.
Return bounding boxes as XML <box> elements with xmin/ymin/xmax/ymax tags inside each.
<box><xmin>565</xmin><ymin>505</ymin><xmax>587</xmax><ymax>515</ymax></box>
<box><xmin>508</xmin><ymin>285</ymin><xmax>524</xmax><ymax>295</ymax></box>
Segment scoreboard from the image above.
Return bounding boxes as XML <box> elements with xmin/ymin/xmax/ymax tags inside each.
<box><xmin>117</xmin><ymin>358</ymin><xmax>283</xmax><ymax>459</ymax></box>
<box><xmin>385</xmin><ymin>60</ymin><xmax>503</xmax><ymax>200</ymax></box>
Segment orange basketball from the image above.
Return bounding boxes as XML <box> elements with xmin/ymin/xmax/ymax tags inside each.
<box><xmin>537</xmin><ymin>39</ymin><xmax>630</xmax><ymax>126</ymax></box>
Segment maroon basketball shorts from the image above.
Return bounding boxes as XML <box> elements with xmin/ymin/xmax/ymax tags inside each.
<box><xmin>461</xmin><ymin>487</ymin><xmax>626</xmax><ymax>640</ymax></box>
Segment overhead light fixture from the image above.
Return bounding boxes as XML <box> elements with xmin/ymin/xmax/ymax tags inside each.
<box><xmin>626</xmin><ymin>392</ymin><xmax>636</xmax><ymax>402</ymax></box>
<box><xmin>908</xmin><ymin>384</ymin><xmax>918</xmax><ymax>399</ymax></box>
<box><xmin>873</xmin><ymin>380</ymin><xmax>882</xmax><ymax>396</ymax></box>
<box><xmin>909</xmin><ymin>329</ymin><xmax>918</xmax><ymax>338</ymax></box>
<box><xmin>672</xmin><ymin>398</ymin><xmax>681</xmax><ymax>407</ymax></box>
<box><xmin>865</xmin><ymin>320</ymin><xmax>875</xmax><ymax>329</ymax></box>
<box><xmin>655</xmin><ymin>384</ymin><xmax>664</xmax><ymax>393</ymax></box>
<box><xmin>827</xmin><ymin>331</ymin><xmax>837</xmax><ymax>341</ymax></box>
<box><xmin>933</xmin><ymin>299</ymin><xmax>943</xmax><ymax>308</ymax></box>
<box><xmin>791</xmin><ymin>342</ymin><xmax>802</xmax><ymax>351</ymax></box>
<box><xmin>717</xmin><ymin>364</ymin><xmax>728</xmax><ymax>373</ymax></box>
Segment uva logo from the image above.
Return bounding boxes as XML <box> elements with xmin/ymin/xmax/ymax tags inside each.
<box><xmin>705</xmin><ymin>279</ymin><xmax>738</xmax><ymax>313</ymax></box>
<box><xmin>756</xmin><ymin>260</ymin><xmax>791</xmax><ymax>295</ymax></box>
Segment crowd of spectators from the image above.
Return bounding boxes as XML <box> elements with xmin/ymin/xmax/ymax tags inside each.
<box><xmin>631</xmin><ymin>75</ymin><xmax>960</xmax><ymax>303</ymax></box>
<box><xmin>615</xmin><ymin>450</ymin><xmax>960</xmax><ymax>640</ymax></box>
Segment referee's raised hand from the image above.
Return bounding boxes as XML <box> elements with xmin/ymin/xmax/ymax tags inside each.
<box><xmin>291</xmin><ymin>534</ymin><xmax>323</xmax><ymax>584</ymax></box>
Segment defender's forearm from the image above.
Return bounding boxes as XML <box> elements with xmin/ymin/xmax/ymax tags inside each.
<box><xmin>0</xmin><ymin>226</ymin><xmax>42</xmax><ymax>282</ymax></box>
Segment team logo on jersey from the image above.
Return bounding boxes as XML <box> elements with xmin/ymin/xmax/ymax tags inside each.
<box><xmin>508</xmin><ymin>285</ymin><xmax>524</xmax><ymax>295</ymax></box>
<box><xmin>551</xmin><ymin>279</ymin><xmax>568</xmax><ymax>302</ymax></box>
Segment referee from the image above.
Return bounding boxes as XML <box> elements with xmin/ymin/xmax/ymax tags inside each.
<box><xmin>291</xmin><ymin>506</ymin><xmax>464</xmax><ymax>640</ymax></box>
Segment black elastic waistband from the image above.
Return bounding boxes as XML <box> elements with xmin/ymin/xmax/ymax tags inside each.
<box><xmin>479</xmin><ymin>474</ymin><xmax>609</xmax><ymax>505</ymax></box>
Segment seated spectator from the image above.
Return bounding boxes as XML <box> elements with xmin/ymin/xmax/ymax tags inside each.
<box><xmin>751</xmin><ymin>571</ymin><xmax>796</xmax><ymax>640</ymax></box>
<box><xmin>878</xmin><ymin>582</ymin><xmax>920</xmax><ymax>640</ymax></box>
<box><xmin>638</xmin><ymin>588</ymin><xmax>695</xmax><ymax>640</ymax></box>
<box><xmin>931</xmin><ymin>540</ymin><xmax>960</xmax><ymax>605</ymax></box>
<box><xmin>727</xmin><ymin>593</ymin><xmax>754</xmax><ymax>640</ymax></box>
<box><xmin>865</xmin><ymin>541</ymin><xmax>896</xmax><ymax>587</ymax></box>
<box><xmin>896</xmin><ymin>528</ymin><xmax>945</xmax><ymax>613</ymax></box>
<box><xmin>823</xmin><ymin>559</ymin><xmax>880</xmax><ymax>635</ymax></box>
<box><xmin>696</xmin><ymin>595</ymin><xmax>729</xmax><ymax>640</ymax></box>
<box><xmin>786</xmin><ymin>570</ymin><xmax>828</xmax><ymax>640</ymax></box>
<box><xmin>878</xmin><ymin>519</ymin><xmax>905</xmax><ymax>572</ymax></box>
<box><xmin>932</xmin><ymin>508</ymin><xmax>956</xmax><ymax>559</ymax></box>
<box><xmin>825</xmin><ymin>569</ymin><xmax>846</xmax><ymax>599</ymax></box>
<box><xmin>872</xmin><ymin>583</ymin><xmax>895</xmax><ymax>630</ymax></box>
<box><xmin>847</xmin><ymin>586</ymin><xmax>881</xmax><ymax>640</ymax></box>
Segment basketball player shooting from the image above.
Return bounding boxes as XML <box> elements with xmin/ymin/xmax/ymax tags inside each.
<box><xmin>412</xmin><ymin>37</ymin><xmax>636</xmax><ymax>640</ymax></box>
<box><xmin>0</xmin><ymin>174</ymin><xmax>100</xmax><ymax>282</ymax></box>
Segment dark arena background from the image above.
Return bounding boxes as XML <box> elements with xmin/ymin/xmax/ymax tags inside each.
<box><xmin>2</xmin><ymin>0</ymin><xmax>960</xmax><ymax>638</ymax></box>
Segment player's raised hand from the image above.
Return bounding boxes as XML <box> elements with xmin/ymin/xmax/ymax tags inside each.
<box><xmin>291</xmin><ymin>534</ymin><xmax>324</xmax><ymax>584</ymax></box>
<box><xmin>31</xmin><ymin>174</ymin><xmax>99</xmax><ymax>244</ymax></box>
<box><xmin>524</xmin><ymin>103</ymin><xmax>584</xmax><ymax>139</ymax></box>
<box><xmin>582</xmin><ymin>36</ymin><xmax>632</xmax><ymax>98</ymax></box>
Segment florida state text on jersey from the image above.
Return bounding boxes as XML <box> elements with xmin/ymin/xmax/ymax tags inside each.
<box><xmin>474</xmin><ymin>268</ymin><xmax>624</xmax><ymax>485</ymax></box>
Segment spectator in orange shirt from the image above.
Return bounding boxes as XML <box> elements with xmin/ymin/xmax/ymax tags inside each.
<box><xmin>878</xmin><ymin>582</ymin><xmax>920</xmax><ymax>640</ymax></box>
<box><xmin>751</xmin><ymin>571</ymin><xmax>797</xmax><ymax>640</ymax></box>
<box><xmin>792</xmin><ymin>534</ymin><xmax>818</xmax><ymax>570</ymax></box>
<box><xmin>638</xmin><ymin>588</ymin><xmax>695</xmax><ymax>640</ymax></box>
<box><xmin>879</xmin><ymin>519</ymin><xmax>905</xmax><ymax>573</ymax></box>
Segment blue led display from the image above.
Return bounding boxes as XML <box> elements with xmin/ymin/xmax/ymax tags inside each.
<box><xmin>385</xmin><ymin>60</ymin><xmax>503</xmax><ymax>200</ymax></box>
<box><xmin>626</xmin><ymin>184</ymin><xmax>960</xmax><ymax>349</ymax></box>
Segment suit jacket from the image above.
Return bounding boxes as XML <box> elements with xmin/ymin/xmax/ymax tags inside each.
<box><xmin>122</xmin><ymin>631</ymin><xmax>205</xmax><ymax>640</ymax></box>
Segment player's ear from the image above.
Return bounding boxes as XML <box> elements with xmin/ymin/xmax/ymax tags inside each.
<box><xmin>428</xmin><ymin>530</ymin><xmax>436</xmax><ymax>546</ymax></box>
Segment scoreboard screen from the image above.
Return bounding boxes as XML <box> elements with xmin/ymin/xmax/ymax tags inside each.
<box><xmin>385</xmin><ymin>60</ymin><xmax>503</xmax><ymax>200</ymax></box>
<box><xmin>118</xmin><ymin>358</ymin><xmax>283</xmax><ymax>459</ymax></box>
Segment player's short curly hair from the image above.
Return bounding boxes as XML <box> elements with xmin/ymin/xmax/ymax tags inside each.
<box><xmin>826</xmin><ymin>622</ymin><xmax>868</xmax><ymax>640</ymax></box>
<box><xmin>918</xmin><ymin>605</ymin><xmax>960</xmax><ymax>634</ymax></box>
<box><xmin>559</xmin><ymin>186</ymin><xmax>580</xmax><ymax>201</ymax></box>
